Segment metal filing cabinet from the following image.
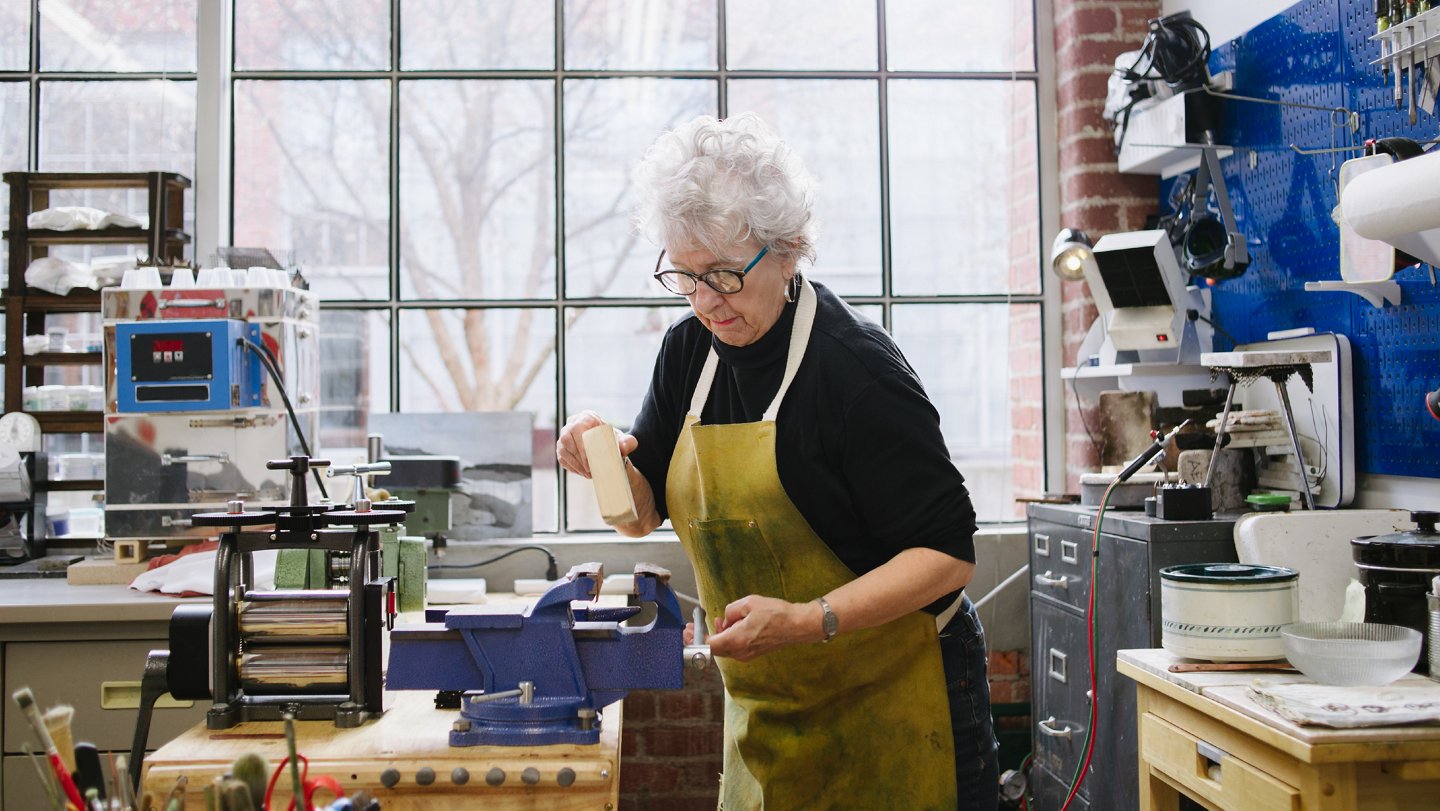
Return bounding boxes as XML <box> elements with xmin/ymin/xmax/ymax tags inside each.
<box><xmin>1027</xmin><ymin>503</ymin><xmax>1236</xmax><ymax>811</ymax></box>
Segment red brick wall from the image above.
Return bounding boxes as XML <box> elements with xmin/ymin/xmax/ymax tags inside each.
<box><xmin>620</xmin><ymin>666</ymin><xmax>725</xmax><ymax>810</ymax></box>
<box><xmin>1054</xmin><ymin>0</ymin><xmax>1161</xmax><ymax>490</ymax></box>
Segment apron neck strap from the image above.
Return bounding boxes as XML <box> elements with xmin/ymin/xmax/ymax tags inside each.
<box><xmin>686</xmin><ymin>276</ymin><xmax>817</xmax><ymax>421</ymax></box>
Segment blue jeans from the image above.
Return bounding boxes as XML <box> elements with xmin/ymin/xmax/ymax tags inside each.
<box><xmin>938</xmin><ymin>596</ymin><xmax>1000</xmax><ymax>811</ymax></box>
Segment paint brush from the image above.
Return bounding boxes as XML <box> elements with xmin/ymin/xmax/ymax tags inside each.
<box><xmin>12</xmin><ymin>687</ymin><xmax>87</xmax><ymax>810</ymax></box>
<box><xmin>24</xmin><ymin>745</ymin><xmax>63</xmax><ymax>810</ymax></box>
<box><xmin>41</xmin><ymin>705</ymin><xmax>77</xmax><ymax>773</ymax></box>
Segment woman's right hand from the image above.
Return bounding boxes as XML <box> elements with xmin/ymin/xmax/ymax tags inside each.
<box><xmin>557</xmin><ymin>410</ymin><xmax>658</xmax><ymax>537</ymax></box>
<box><xmin>556</xmin><ymin>410</ymin><xmax>639</xmax><ymax>478</ymax></box>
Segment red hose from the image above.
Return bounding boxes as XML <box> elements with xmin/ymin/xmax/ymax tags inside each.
<box><xmin>1059</xmin><ymin>480</ymin><xmax>1115</xmax><ymax>810</ymax></box>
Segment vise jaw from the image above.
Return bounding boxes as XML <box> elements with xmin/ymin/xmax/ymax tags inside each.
<box><xmin>386</xmin><ymin>562</ymin><xmax>685</xmax><ymax>746</ymax></box>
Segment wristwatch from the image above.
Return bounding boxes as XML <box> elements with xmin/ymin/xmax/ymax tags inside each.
<box><xmin>816</xmin><ymin>596</ymin><xmax>839</xmax><ymax>643</ymax></box>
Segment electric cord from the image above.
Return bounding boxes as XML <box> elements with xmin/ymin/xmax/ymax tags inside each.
<box><xmin>239</xmin><ymin>339</ymin><xmax>328</xmax><ymax>500</ymax></box>
<box><xmin>428</xmin><ymin>545</ymin><xmax>560</xmax><ymax>581</ymax></box>
<box><xmin>1125</xmin><ymin>13</ymin><xmax>1211</xmax><ymax>91</ymax></box>
<box><xmin>1068</xmin><ymin>373</ymin><xmax>1101</xmax><ymax>457</ymax></box>
<box><xmin>1186</xmin><ymin>309</ymin><xmax>1239</xmax><ymax>346</ymax></box>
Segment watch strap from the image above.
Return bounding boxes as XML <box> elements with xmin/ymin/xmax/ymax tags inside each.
<box><xmin>816</xmin><ymin>596</ymin><xmax>839</xmax><ymax>642</ymax></box>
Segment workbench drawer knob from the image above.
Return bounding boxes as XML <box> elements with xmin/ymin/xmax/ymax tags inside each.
<box><xmin>452</xmin><ymin>767</ymin><xmax>470</xmax><ymax>785</ymax></box>
<box><xmin>486</xmin><ymin>767</ymin><xmax>506</xmax><ymax>786</ymax></box>
<box><xmin>380</xmin><ymin>768</ymin><xmax>400</xmax><ymax>788</ymax></box>
<box><xmin>558</xmin><ymin>767</ymin><xmax>577</xmax><ymax>787</ymax></box>
<box><xmin>416</xmin><ymin>767</ymin><xmax>436</xmax><ymax>786</ymax></box>
<box><xmin>522</xmin><ymin>767</ymin><xmax>541</xmax><ymax>785</ymax></box>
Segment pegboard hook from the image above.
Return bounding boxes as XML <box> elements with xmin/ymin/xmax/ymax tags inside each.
<box><xmin>1202</xmin><ymin>86</ymin><xmax>1360</xmax><ymax>132</ymax></box>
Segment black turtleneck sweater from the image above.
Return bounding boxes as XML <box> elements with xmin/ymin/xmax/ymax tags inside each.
<box><xmin>627</xmin><ymin>280</ymin><xmax>978</xmax><ymax>614</ymax></box>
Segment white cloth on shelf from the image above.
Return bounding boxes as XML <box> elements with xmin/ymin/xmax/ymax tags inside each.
<box><xmin>27</xmin><ymin>206</ymin><xmax>144</xmax><ymax>231</ymax></box>
<box><xmin>1248</xmin><ymin>679</ymin><xmax>1440</xmax><ymax>728</ymax></box>
<box><xmin>24</xmin><ymin>257</ymin><xmax>99</xmax><ymax>294</ymax></box>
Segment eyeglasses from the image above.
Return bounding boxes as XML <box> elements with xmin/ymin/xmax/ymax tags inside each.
<box><xmin>653</xmin><ymin>245</ymin><xmax>770</xmax><ymax>296</ymax></box>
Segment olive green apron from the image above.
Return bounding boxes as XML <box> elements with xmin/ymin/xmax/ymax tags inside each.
<box><xmin>667</xmin><ymin>279</ymin><xmax>959</xmax><ymax>811</ymax></box>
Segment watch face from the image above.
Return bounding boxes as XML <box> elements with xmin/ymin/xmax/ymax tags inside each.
<box><xmin>0</xmin><ymin>413</ymin><xmax>41</xmax><ymax>452</ymax></box>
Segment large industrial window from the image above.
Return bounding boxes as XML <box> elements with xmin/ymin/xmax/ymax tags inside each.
<box><xmin>4</xmin><ymin>1</ymin><xmax>1046</xmax><ymax>533</ymax></box>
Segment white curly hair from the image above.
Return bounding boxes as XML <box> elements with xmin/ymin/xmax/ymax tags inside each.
<box><xmin>631</xmin><ymin>112</ymin><xmax>818</xmax><ymax>264</ymax></box>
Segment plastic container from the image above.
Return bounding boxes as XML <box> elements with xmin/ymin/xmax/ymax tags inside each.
<box><xmin>1283</xmin><ymin>622</ymin><xmax>1422</xmax><ymax>686</ymax></box>
<box><xmin>1246</xmin><ymin>492</ymin><xmax>1292</xmax><ymax>512</ymax></box>
<box><xmin>39</xmin><ymin>384</ymin><xmax>67</xmax><ymax>411</ymax></box>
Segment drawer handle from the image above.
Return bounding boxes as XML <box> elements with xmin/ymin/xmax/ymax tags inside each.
<box><xmin>1037</xmin><ymin>716</ymin><xmax>1079</xmax><ymax>739</ymax></box>
<box><xmin>1060</xmin><ymin>539</ymin><xmax>1080</xmax><ymax>564</ymax></box>
<box><xmin>1048</xmin><ymin>648</ymin><xmax>1068</xmax><ymax>684</ymax></box>
<box><xmin>100</xmin><ymin>681</ymin><xmax>193</xmax><ymax>710</ymax></box>
<box><xmin>1034</xmin><ymin>533</ymin><xmax>1051</xmax><ymax>557</ymax></box>
<box><xmin>1034</xmin><ymin>570</ymin><xmax>1070</xmax><ymax>589</ymax></box>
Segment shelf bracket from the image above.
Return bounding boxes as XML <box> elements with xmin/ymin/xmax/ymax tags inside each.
<box><xmin>1302</xmin><ymin>280</ymin><xmax>1401</xmax><ymax>308</ymax></box>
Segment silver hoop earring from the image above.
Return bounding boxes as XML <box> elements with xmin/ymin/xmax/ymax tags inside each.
<box><xmin>784</xmin><ymin>273</ymin><xmax>801</xmax><ymax>303</ymax></box>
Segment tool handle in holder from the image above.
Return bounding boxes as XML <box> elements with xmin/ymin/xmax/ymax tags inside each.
<box><xmin>267</xmin><ymin>456</ymin><xmax>331</xmax><ymax>507</ymax></box>
<box><xmin>326</xmin><ymin>461</ymin><xmax>392</xmax><ymax>478</ymax></box>
<box><xmin>267</xmin><ymin>456</ymin><xmax>332</xmax><ymax>471</ymax></box>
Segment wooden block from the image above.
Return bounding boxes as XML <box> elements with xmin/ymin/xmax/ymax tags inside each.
<box><xmin>114</xmin><ymin>539</ymin><xmax>146</xmax><ymax>564</ymax></box>
<box><xmin>580</xmin><ymin>422</ymin><xmax>638</xmax><ymax>526</ymax></box>
<box><xmin>66</xmin><ymin>557</ymin><xmax>151</xmax><ymax>585</ymax></box>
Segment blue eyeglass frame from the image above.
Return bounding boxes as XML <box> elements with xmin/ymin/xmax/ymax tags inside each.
<box><xmin>652</xmin><ymin>245</ymin><xmax>770</xmax><ymax>295</ymax></box>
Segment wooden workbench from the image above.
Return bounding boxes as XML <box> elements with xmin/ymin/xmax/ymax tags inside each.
<box><xmin>1119</xmin><ymin>648</ymin><xmax>1440</xmax><ymax>811</ymax></box>
<box><xmin>140</xmin><ymin>692</ymin><xmax>622</xmax><ymax>810</ymax></box>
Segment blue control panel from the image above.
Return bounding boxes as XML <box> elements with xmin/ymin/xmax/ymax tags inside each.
<box><xmin>115</xmin><ymin>320</ymin><xmax>263</xmax><ymax>413</ymax></box>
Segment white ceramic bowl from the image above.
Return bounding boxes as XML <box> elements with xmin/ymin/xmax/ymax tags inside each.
<box><xmin>1160</xmin><ymin>563</ymin><xmax>1299</xmax><ymax>662</ymax></box>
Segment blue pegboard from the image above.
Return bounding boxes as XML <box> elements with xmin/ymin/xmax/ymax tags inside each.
<box><xmin>1166</xmin><ymin>0</ymin><xmax>1440</xmax><ymax>479</ymax></box>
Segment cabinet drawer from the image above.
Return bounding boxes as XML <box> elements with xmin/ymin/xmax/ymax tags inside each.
<box><xmin>1029</xmin><ymin>763</ymin><xmax>1089</xmax><ymax>811</ymax></box>
<box><xmin>1029</xmin><ymin>521</ymin><xmax>1092</xmax><ymax>613</ymax></box>
<box><xmin>1030</xmin><ymin>599</ymin><xmax>1091</xmax><ymax>790</ymax></box>
<box><xmin>1140</xmin><ymin>713</ymin><xmax>1299</xmax><ymax>811</ymax></box>
<box><xmin>4</xmin><ymin>640</ymin><xmax>206</xmax><ymax>752</ymax></box>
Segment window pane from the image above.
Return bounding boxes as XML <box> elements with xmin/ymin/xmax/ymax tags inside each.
<box><xmin>888</xmin><ymin>80</ymin><xmax>1039</xmax><ymax>295</ymax></box>
<box><xmin>2</xmin><ymin>82</ymin><xmax>27</xmax><ymax>284</ymax></box>
<box><xmin>397</xmin><ymin>308</ymin><xmax>558</xmax><ymax>532</ymax></box>
<box><xmin>235</xmin><ymin>0</ymin><xmax>389</xmax><ymax>70</ymax></box>
<box><xmin>399</xmin><ymin>80</ymin><xmax>555</xmax><ymax>300</ymax></box>
<box><xmin>725</xmin><ymin>0</ymin><xmax>875</xmax><ymax>70</ymax></box>
<box><xmin>401</xmin><ymin>0</ymin><xmax>553</xmax><ymax>70</ymax></box>
<box><xmin>562</xmin><ymin>78</ymin><xmax>715</xmax><ymax>299</ymax></box>
<box><xmin>40</xmin><ymin>0</ymin><xmax>197</xmax><ymax>72</ymax></box>
<box><xmin>890</xmin><ymin>303</ymin><xmax>1041</xmax><ymax>522</ymax></box>
<box><xmin>886</xmin><ymin>0</ymin><xmax>1035</xmax><ymax>72</ymax></box>
<box><xmin>0</xmin><ymin>0</ymin><xmax>29</xmax><ymax>70</ymax></box>
<box><xmin>728</xmin><ymin>79</ymin><xmax>880</xmax><ymax>296</ymax></box>
<box><xmin>234</xmin><ymin>80</ymin><xmax>390</xmax><ymax>300</ymax></box>
<box><xmin>38</xmin><ymin>80</ymin><xmax>196</xmax><ymax>256</ymax></box>
<box><xmin>319</xmin><ymin>309</ymin><xmax>390</xmax><ymax>450</ymax></box>
<box><xmin>564</xmin><ymin>0</ymin><xmax>716</xmax><ymax>70</ymax></box>
<box><xmin>562</xmin><ymin>304</ymin><xmax>685</xmax><ymax>530</ymax></box>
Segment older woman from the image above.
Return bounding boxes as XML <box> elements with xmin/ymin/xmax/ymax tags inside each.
<box><xmin>557</xmin><ymin>113</ymin><xmax>998</xmax><ymax>810</ymax></box>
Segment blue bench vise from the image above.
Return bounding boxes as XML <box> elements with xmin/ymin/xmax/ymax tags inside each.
<box><xmin>386</xmin><ymin>562</ymin><xmax>685</xmax><ymax>746</ymax></box>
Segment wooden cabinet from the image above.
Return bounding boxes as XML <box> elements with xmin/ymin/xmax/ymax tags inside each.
<box><xmin>1121</xmin><ymin>649</ymin><xmax>1440</xmax><ymax>811</ymax></box>
<box><xmin>1</xmin><ymin>172</ymin><xmax>191</xmax><ymax>555</ymax></box>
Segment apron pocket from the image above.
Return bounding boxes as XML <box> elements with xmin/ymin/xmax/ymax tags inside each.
<box><xmin>687</xmin><ymin>517</ymin><xmax>791</xmax><ymax>609</ymax></box>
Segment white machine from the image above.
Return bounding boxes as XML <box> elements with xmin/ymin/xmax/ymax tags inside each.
<box><xmin>1081</xmin><ymin>229</ymin><xmax>1214</xmax><ymax>363</ymax></box>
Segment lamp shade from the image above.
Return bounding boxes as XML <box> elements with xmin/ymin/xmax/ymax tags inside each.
<box><xmin>1050</xmin><ymin>228</ymin><xmax>1095</xmax><ymax>282</ymax></box>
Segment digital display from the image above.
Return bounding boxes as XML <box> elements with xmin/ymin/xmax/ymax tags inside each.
<box><xmin>130</xmin><ymin>330</ymin><xmax>213</xmax><ymax>382</ymax></box>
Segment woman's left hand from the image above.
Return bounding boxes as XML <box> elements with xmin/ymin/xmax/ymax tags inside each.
<box><xmin>707</xmin><ymin>595</ymin><xmax>823</xmax><ymax>661</ymax></box>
